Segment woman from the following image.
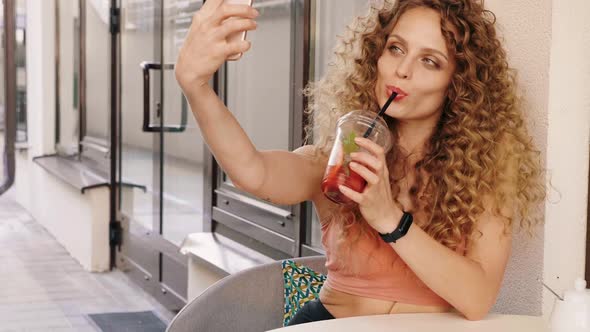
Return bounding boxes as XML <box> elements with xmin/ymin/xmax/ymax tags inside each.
<box><xmin>175</xmin><ymin>0</ymin><xmax>545</xmax><ymax>324</ymax></box>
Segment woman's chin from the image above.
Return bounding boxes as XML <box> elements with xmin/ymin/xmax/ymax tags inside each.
<box><xmin>384</xmin><ymin>107</ymin><xmax>405</xmax><ymax>119</ymax></box>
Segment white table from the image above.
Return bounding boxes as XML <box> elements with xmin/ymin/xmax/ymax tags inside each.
<box><xmin>267</xmin><ymin>312</ymin><xmax>549</xmax><ymax>332</ymax></box>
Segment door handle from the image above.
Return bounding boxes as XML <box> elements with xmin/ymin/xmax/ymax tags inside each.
<box><xmin>140</xmin><ymin>61</ymin><xmax>188</xmax><ymax>133</ymax></box>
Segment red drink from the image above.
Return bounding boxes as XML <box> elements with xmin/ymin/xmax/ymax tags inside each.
<box><xmin>321</xmin><ymin>163</ymin><xmax>366</xmax><ymax>204</ymax></box>
<box><xmin>320</xmin><ymin>111</ymin><xmax>392</xmax><ymax>205</ymax></box>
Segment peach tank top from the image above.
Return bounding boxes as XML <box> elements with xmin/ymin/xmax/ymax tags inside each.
<box><xmin>321</xmin><ymin>220</ymin><xmax>465</xmax><ymax>307</ymax></box>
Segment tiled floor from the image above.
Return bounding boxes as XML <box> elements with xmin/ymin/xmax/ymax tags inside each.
<box><xmin>0</xmin><ymin>191</ymin><xmax>175</xmax><ymax>331</ymax></box>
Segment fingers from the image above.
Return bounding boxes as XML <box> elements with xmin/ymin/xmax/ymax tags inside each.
<box><xmin>338</xmin><ymin>185</ymin><xmax>363</xmax><ymax>204</ymax></box>
<box><xmin>224</xmin><ymin>39</ymin><xmax>252</xmax><ymax>58</ymax></box>
<box><xmin>210</xmin><ymin>3</ymin><xmax>259</xmax><ymax>25</ymax></box>
<box><xmin>350</xmin><ymin>152</ymin><xmax>382</xmax><ymax>174</ymax></box>
<box><xmin>216</xmin><ymin>17</ymin><xmax>257</xmax><ymax>39</ymax></box>
<box><xmin>354</xmin><ymin>137</ymin><xmax>385</xmax><ymax>159</ymax></box>
<box><xmin>349</xmin><ymin>162</ymin><xmax>379</xmax><ymax>185</ymax></box>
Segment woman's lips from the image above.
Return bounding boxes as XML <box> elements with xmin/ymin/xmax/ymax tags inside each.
<box><xmin>386</xmin><ymin>85</ymin><xmax>408</xmax><ymax>101</ymax></box>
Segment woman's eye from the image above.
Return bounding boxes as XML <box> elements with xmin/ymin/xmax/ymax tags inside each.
<box><xmin>388</xmin><ymin>45</ymin><xmax>404</xmax><ymax>54</ymax></box>
<box><xmin>422</xmin><ymin>58</ymin><xmax>440</xmax><ymax>68</ymax></box>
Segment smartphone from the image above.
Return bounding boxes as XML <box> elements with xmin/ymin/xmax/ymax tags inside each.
<box><xmin>225</xmin><ymin>0</ymin><xmax>255</xmax><ymax>61</ymax></box>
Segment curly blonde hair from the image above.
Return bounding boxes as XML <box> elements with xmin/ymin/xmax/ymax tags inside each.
<box><xmin>304</xmin><ymin>0</ymin><xmax>546</xmax><ymax>250</ymax></box>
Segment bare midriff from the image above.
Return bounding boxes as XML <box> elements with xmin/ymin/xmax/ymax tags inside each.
<box><xmin>319</xmin><ymin>283</ymin><xmax>453</xmax><ymax>318</ymax></box>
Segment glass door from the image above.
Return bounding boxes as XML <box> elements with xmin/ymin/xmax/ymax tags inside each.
<box><xmin>119</xmin><ymin>0</ymin><xmax>168</xmax><ymax>308</ymax></box>
<box><xmin>118</xmin><ymin>0</ymin><xmax>205</xmax><ymax>311</ymax></box>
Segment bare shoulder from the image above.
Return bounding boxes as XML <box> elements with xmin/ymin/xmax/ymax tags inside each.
<box><xmin>293</xmin><ymin>144</ymin><xmax>321</xmax><ymax>159</ymax></box>
<box><xmin>292</xmin><ymin>144</ymin><xmax>327</xmax><ymax>170</ymax></box>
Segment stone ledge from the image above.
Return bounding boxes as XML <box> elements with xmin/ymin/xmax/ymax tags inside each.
<box><xmin>180</xmin><ymin>232</ymin><xmax>275</xmax><ymax>276</ymax></box>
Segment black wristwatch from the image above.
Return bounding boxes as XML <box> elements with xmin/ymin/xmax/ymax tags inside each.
<box><xmin>378</xmin><ymin>212</ymin><xmax>413</xmax><ymax>243</ymax></box>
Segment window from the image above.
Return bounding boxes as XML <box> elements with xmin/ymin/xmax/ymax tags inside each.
<box><xmin>54</xmin><ymin>0</ymin><xmax>112</xmax><ymax>165</ymax></box>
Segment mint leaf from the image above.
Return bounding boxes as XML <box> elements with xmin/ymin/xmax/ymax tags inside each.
<box><xmin>342</xmin><ymin>132</ymin><xmax>359</xmax><ymax>155</ymax></box>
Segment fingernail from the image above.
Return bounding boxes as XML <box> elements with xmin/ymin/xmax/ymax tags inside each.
<box><xmin>253</xmin><ymin>9</ymin><xmax>260</xmax><ymax>17</ymax></box>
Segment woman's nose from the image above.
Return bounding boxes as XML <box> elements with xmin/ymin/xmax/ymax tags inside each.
<box><xmin>395</xmin><ymin>58</ymin><xmax>412</xmax><ymax>80</ymax></box>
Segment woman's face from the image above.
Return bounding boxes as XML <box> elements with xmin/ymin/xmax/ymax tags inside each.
<box><xmin>375</xmin><ymin>7</ymin><xmax>456</xmax><ymax>123</ymax></box>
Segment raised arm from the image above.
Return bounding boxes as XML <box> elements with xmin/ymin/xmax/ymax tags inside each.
<box><xmin>175</xmin><ymin>0</ymin><xmax>324</xmax><ymax>205</ymax></box>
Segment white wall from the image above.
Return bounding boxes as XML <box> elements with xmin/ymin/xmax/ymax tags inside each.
<box><xmin>484</xmin><ymin>0</ymin><xmax>551</xmax><ymax>316</ymax></box>
<box><xmin>542</xmin><ymin>0</ymin><xmax>590</xmax><ymax>317</ymax></box>
<box><xmin>27</xmin><ymin>0</ymin><xmax>56</xmax><ymax>156</ymax></box>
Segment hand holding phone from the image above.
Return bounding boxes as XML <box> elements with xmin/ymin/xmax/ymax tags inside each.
<box><xmin>175</xmin><ymin>0</ymin><xmax>258</xmax><ymax>90</ymax></box>
<box><xmin>225</xmin><ymin>0</ymin><xmax>255</xmax><ymax>61</ymax></box>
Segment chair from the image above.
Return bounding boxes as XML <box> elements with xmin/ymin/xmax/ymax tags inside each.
<box><xmin>166</xmin><ymin>255</ymin><xmax>327</xmax><ymax>332</ymax></box>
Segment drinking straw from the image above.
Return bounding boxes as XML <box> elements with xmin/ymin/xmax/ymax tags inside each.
<box><xmin>363</xmin><ymin>92</ymin><xmax>398</xmax><ymax>138</ymax></box>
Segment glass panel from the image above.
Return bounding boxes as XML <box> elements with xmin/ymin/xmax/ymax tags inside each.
<box><xmin>120</xmin><ymin>0</ymin><xmax>159</xmax><ymax>231</ymax></box>
<box><xmin>161</xmin><ymin>0</ymin><xmax>205</xmax><ymax>246</ymax></box>
<box><xmin>85</xmin><ymin>0</ymin><xmax>110</xmax><ymax>141</ymax></box>
<box><xmin>308</xmin><ymin>1</ymin><xmax>369</xmax><ymax>249</ymax></box>
<box><xmin>15</xmin><ymin>0</ymin><xmax>25</xmax><ymax>143</ymax></box>
<box><xmin>57</xmin><ymin>0</ymin><xmax>78</xmax><ymax>155</ymax></box>
<box><xmin>226</xmin><ymin>0</ymin><xmax>292</xmax><ymax>154</ymax></box>
<box><xmin>220</xmin><ymin>0</ymin><xmax>292</xmax><ymax>203</ymax></box>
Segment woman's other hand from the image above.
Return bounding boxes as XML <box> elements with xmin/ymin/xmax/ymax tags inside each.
<box><xmin>175</xmin><ymin>0</ymin><xmax>259</xmax><ymax>90</ymax></box>
<box><xmin>338</xmin><ymin>137</ymin><xmax>402</xmax><ymax>234</ymax></box>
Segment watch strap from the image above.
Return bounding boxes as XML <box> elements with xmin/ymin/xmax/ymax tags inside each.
<box><xmin>379</xmin><ymin>212</ymin><xmax>413</xmax><ymax>243</ymax></box>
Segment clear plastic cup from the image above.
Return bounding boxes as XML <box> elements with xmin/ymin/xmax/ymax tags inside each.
<box><xmin>321</xmin><ymin>110</ymin><xmax>393</xmax><ymax>205</ymax></box>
